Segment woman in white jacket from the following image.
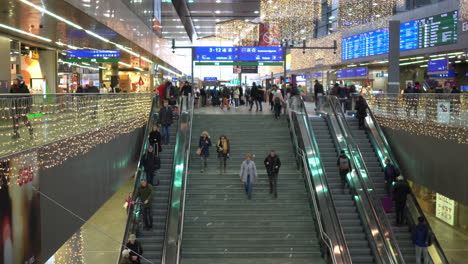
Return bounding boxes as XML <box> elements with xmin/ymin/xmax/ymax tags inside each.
<box><xmin>239</xmin><ymin>153</ymin><xmax>257</xmax><ymax>200</ymax></box>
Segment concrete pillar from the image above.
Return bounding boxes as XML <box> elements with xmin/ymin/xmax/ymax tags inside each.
<box><xmin>0</xmin><ymin>36</ymin><xmax>11</xmax><ymax>93</ymax></box>
<box><xmin>39</xmin><ymin>50</ymin><xmax>58</xmax><ymax>93</ymax></box>
<box><xmin>388</xmin><ymin>20</ymin><xmax>401</xmax><ymax>94</ymax></box>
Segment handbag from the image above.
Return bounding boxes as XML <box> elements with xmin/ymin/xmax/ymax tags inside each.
<box><xmin>196</xmin><ymin>148</ymin><xmax>201</xmax><ymax>155</ymax></box>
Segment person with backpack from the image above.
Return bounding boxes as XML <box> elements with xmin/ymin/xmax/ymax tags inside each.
<box><xmin>198</xmin><ymin>131</ymin><xmax>211</xmax><ymax>173</ymax></box>
<box><xmin>264</xmin><ymin>150</ymin><xmax>281</xmax><ymax>198</ymax></box>
<box><xmin>139</xmin><ymin>146</ymin><xmax>161</xmax><ymax>185</ymax></box>
<box><xmin>336</xmin><ymin>150</ymin><xmax>352</xmax><ymax>190</ymax></box>
<box><xmin>216</xmin><ymin>135</ymin><xmax>230</xmax><ymax>174</ymax></box>
<box><xmin>384</xmin><ymin>158</ymin><xmax>399</xmax><ymax>196</ymax></box>
<box><xmin>412</xmin><ymin>216</ymin><xmax>432</xmax><ymax>264</ymax></box>
<box><xmin>271</xmin><ymin>88</ymin><xmax>285</xmax><ymax>119</ymax></box>
<box><xmin>314</xmin><ymin>80</ymin><xmax>324</xmax><ymax>111</ymax></box>
<box><xmin>355</xmin><ymin>95</ymin><xmax>368</xmax><ymax>129</ymax></box>
<box><xmin>157</xmin><ymin>101</ymin><xmax>173</xmax><ymax>145</ymax></box>
<box><xmin>245</xmin><ymin>85</ymin><xmax>251</xmax><ymax>107</ymax></box>
<box><xmin>393</xmin><ymin>176</ymin><xmax>411</xmax><ymax>226</ymax></box>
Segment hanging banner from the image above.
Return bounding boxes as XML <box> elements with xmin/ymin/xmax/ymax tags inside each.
<box><xmin>1</xmin><ymin>152</ymin><xmax>41</xmax><ymax>264</ymax></box>
<box><xmin>258</xmin><ymin>22</ymin><xmax>281</xmax><ymax>47</ymax></box>
<box><xmin>437</xmin><ymin>101</ymin><xmax>451</xmax><ymax>124</ymax></box>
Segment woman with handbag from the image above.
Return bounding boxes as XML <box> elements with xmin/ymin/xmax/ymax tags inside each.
<box><xmin>239</xmin><ymin>153</ymin><xmax>257</xmax><ymax>200</ymax></box>
<box><xmin>216</xmin><ymin>135</ymin><xmax>230</xmax><ymax>174</ymax></box>
<box><xmin>198</xmin><ymin>131</ymin><xmax>211</xmax><ymax>173</ymax></box>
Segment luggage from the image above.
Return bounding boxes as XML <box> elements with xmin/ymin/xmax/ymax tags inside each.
<box><xmin>381</xmin><ymin>196</ymin><xmax>392</xmax><ymax>213</ymax></box>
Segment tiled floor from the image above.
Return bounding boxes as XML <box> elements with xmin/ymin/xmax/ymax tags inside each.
<box><xmin>49</xmin><ymin>179</ymin><xmax>134</xmax><ymax>264</ymax></box>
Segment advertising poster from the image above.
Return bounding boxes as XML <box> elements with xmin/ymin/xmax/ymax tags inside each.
<box><xmin>258</xmin><ymin>22</ymin><xmax>280</xmax><ymax>46</ymax></box>
<box><xmin>437</xmin><ymin>101</ymin><xmax>451</xmax><ymax>124</ymax></box>
<box><xmin>0</xmin><ymin>152</ymin><xmax>41</xmax><ymax>264</ymax></box>
<box><xmin>436</xmin><ymin>193</ymin><xmax>455</xmax><ymax>226</ymax></box>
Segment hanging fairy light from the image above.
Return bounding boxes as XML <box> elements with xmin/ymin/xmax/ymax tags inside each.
<box><xmin>338</xmin><ymin>0</ymin><xmax>399</xmax><ymax>28</ymax></box>
<box><xmin>215</xmin><ymin>20</ymin><xmax>259</xmax><ymax>46</ymax></box>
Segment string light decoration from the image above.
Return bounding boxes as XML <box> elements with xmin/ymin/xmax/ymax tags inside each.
<box><xmin>365</xmin><ymin>94</ymin><xmax>468</xmax><ymax>144</ymax></box>
<box><xmin>338</xmin><ymin>0</ymin><xmax>399</xmax><ymax>28</ymax></box>
<box><xmin>215</xmin><ymin>20</ymin><xmax>259</xmax><ymax>46</ymax></box>
<box><xmin>462</xmin><ymin>0</ymin><xmax>468</xmax><ymax>21</ymax></box>
<box><xmin>260</xmin><ymin>0</ymin><xmax>322</xmax><ymax>42</ymax></box>
<box><xmin>0</xmin><ymin>94</ymin><xmax>152</xmax><ymax>157</ymax></box>
<box><xmin>0</xmin><ymin>94</ymin><xmax>153</xmax><ymax>186</ymax></box>
<box><xmin>54</xmin><ymin>231</ymin><xmax>85</xmax><ymax>263</ymax></box>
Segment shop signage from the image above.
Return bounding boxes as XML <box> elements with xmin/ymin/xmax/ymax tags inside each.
<box><xmin>342</xmin><ymin>10</ymin><xmax>458</xmax><ymax>60</ymax></box>
<box><xmin>204</xmin><ymin>77</ymin><xmax>218</xmax><ymax>81</ymax></box>
<box><xmin>436</xmin><ymin>193</ymin><xmax>455</xmax><ymax>225</ymax></box>
<box><xmin>241</xmin><ymin>65</ymin><xmax>258</xmax><ymax>74</ymax></box>
<box><xmin>66</xmin><ymin>49</ymin><xmax>121</xmax><ymax>58</ymax></box>
<box><xmin>194</xmin><ymin>46</ymin><xmax>283</xmax><ymax>62</ymax></box>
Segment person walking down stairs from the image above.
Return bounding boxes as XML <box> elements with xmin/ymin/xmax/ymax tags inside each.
<box><xmin>264</xmin><ymin>150</ymin><xmax>281</xmax><ymax>198</ymax></box>
<box><xmin>216</xmin><ymin>135</ymin><xmax>230</xmax><ymax>174</ymax></box>
<box><xmin>198</xmin><ymin>131</ymin><xmax>211</xmax><ymax>173</ymax></box>
<box><xmin>239</xmin><ymin>153</ymin><xmax>257</xmax><ymax>200</ymax></box>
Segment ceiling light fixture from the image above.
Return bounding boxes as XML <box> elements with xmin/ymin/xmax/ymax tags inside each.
<box><xmin>19</xmin><ymin>0</ymin><xmax>84</xmax><ymax>30</ymax></box>
<box><xmin>118</xmin><ymin>61</ymin><xmax>132</xmax><ymax>67</ymax></box>
<box><xmin>0</xmin><ymin>24</ymin><xmax>52</xmax><ymax>42</ymax></box>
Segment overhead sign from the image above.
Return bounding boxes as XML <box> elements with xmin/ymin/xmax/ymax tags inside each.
<box><xmin>428</xmin><ymin>59</ymin><xmax>449</xmax><ymax>74</ymax></box>
<box><xmin>241</xmin><ymin>65</ymin><xmax>258</xmax><ymax>74</ymax></box>
<box><xmin>342</xmin><ymin>10</ymin><xmax>458</xmax><ymax>60</ymax></box>
<box><xmin>337</xmin><ymin>67</ymin><xmax>368</xmax><ymax>79</ymax></box>
<box><xmin>194</xmin><ymin>46</ymin><xmax>283</xmax><ymax>62</ymax></box>
<box><xmin>66</xmin><ymin>49</ymin><xmax>121</xmax><ymax>58</ymax></box>
<box><xmin>66</xmin><ymin>57</ymin><xmax>120</xmax><ymax>63</ymax></box>
<box><xmin>195</xmin><ymin>61</ymin><xmax>283</xmax><ymax>66</ymax></box>
<box><xmin>172</xmin><ymin>78</ymin><xmax>178</xmax><ymax>82</ymax></box>
<box><xmin>204</xmin><ymin>77</ymin><xmax>218</xmax><ymax>81</ymax></box>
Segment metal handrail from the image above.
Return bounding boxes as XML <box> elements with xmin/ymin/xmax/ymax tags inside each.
<box><xmin>176</xmin><ymin>95</ymin><xmax>195</xmax><ymax>263</ymax></box>
<box><xmin>118</xmin><ymin>95</ymin><xmax>160</xmax><ymax>264</ymax></box>
<box><xmin>327</xmin><ymin>96</ymin><xmax>404</xmax><ymax>263</ymax></box>
<box><xmin>365</xmin><ymin>100</ymin><xmax>449</xmax><ymax>264</ymax></box>
<box><xmin>287</xmin><ymin>100</ymin><xmax>351</xmax><ymax>264</ymax></box>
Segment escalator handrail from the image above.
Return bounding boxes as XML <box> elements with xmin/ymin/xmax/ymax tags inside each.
<box><xmin>287</xmin><ymin>100</ymin><xmax>351</xmax><ymax>264</ymax></box>
<box><xmin>118</xmin><ymin>95</ymin><xmax>160</xmax><ymax>264</ymax></box>
<box><xmin>364</xmin><ymin>97</ymin><xmax>450</xmax><ymax>264</ymax></box>
<box><xmin>176</xmin><ymin>95</ymin><xmax>195</xmax><ymax>262</ymax></box>
<box><xmin>327</xmin><ymin>96</ymin><xmax>404</xmax><ymax>264</ymax></box>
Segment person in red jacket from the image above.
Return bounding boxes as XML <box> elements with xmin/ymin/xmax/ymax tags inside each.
<box><xmin>157</xmin><ymin>82</ymin><xmax>166</xmax><ymax>103</ymax></box>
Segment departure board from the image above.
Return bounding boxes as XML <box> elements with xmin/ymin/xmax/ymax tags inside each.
<box><xmin>342</xmin><ymin>10</ymin><xmax>458</xmax><ymax>60</ymax></box>
<box><xmin>194</xmin><ymin>46</ymin><xmax>283</xmax><ymax>61</ymax></box>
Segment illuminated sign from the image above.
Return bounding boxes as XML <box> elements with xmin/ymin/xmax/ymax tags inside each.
<box><xmin>337</xmin><ymin>67</ymin><xmax>368</xmax><ymax>78</ymax></box>
<box><xmin>428</xmin><ymin>59</ymin><xmax>449</xmax><ymax>74</ymax></box>
<box><xmin>194</xmin><ymin>46</ymin><xmax>283</xmax><ymax>61</ymax></box>
<box><xmin>66</xmin><ymin>50</ymin><xmax>121</xmax><ymax>58</ymax></box>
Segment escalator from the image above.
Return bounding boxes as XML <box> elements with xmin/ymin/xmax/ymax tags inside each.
<box><xmin>309</xmin><ymin>116</ymin><xmax>375</xmax><ymax>263</ymax></box>
<box><xmin>179</xmin><ymin>114</ymin><xmax>325</xmax><ymax>264</ymax></box>
<box><xmin>346</xmin><ymin>117</ymin><xmax>415</xmax><ymax>263</ymax></box>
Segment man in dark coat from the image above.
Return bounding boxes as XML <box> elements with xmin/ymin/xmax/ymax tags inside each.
<box><xmin>139</xmin><ymin>146</ymin><xmax>160</xmax><ymax>185</ymax></box>
<box><xmin>384</xmin><ymin>158</ymin><xmax>399</xmax><ymax>196</ymax></box>
<box><xmin>10</xmin><ymin>74</ymin><xmax>33</xmax><ymax>139</ymax></box>
<box><xmin>158</xmin><ymin>101</ymin><xmax>173</xmax><ymax>144</ymax></box>
<box><xmin>393</xmin><ymin>176</ymin><xmax>411</xmax><ymax>226</ymax></box>
<box><xmin>264</xmin><ymin>150</ymin><xmax>281</xmax><ymax>198</ymax></box>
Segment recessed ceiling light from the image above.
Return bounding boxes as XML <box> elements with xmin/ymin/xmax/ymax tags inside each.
<box><xmin>273</xmin><ymin>5</ymin><xmax>278</xmax><ymax>9</ymax></box>
<box><xmin>254</xmin><ymin>10</ymin><xmax>259</xmax><ymax>14</ymax></box>
<box><xmin>215</xmin><ymin>10</ymin><xmax>221</xmax><ymax>14</ymax></box>
<box><xmin>216</xmin><ymin>0</ymin><xmax>221</xmax><ymax>2</ymax></box>
<box><xmin>216</xmin><ymin>18</ymin><xmax>220</xmax><ymax>22</ymax></box>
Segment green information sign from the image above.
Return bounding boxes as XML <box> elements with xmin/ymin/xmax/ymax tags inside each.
<box><xmin>195</xmin><ymin>61</ymin><xmax>283</xmax><ymax>66</ymax></box>
<box><xmin>65</xmin><ymin>58</ymin><xmax>120</xmax><ymax>63</ymax></box>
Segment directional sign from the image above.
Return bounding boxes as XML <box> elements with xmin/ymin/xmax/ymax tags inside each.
<box><xmin>195</xmin><ymin>61</ymin><xmax>283</xmax><ymax>66</ymax></box>
<box><xmin>66</xmin><ymin>49</ymin><xmax>121</xmax><ymax>58</ymax></box>
<box><xmin>194</xmin><ymin>46</ymin><xmax>283</xmax><ymax>62</ymax></box>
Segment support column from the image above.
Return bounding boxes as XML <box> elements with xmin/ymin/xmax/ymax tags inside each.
<box><xmin>388</xmin><ymin>20</ymin><xmax>401</xmax><ymax>94</ymax></box>
<box><xmin>0</xmin><ymin>36</ymin><xmax>11</xmax><ymax>93</ymax></box>
<box><xmin>39</xmin><ymin>50</ymin><xmax>58</xmax><ymax>93</ymax></box>
<box><xmin>110</xmin><ymin>62</ymin><xmax>119</xmax><ymax>92</ymax></box>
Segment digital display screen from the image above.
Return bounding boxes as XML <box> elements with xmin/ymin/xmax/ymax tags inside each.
<box><xmin>342</xmin><ymin>10</ymin><xmax>458</xmax><ymax>60</ymax></box>
<box><xmin>428</xmin><ymin>59</ymin><xmax>448</xmax><ymax>73</ymax></box>
<box><xmin>194</xmin><ymin>46</ymin><xmax>283</xmax><ymax>61</ymax></box>
<box><xmin>204</xmin><ymin>77</ymin><xmax>218</xmax><ymax>81</ymax></box>
<box><xmin>66</xmin><ymin>50</ymin><xmax>121</xmax><ymax>58</ymax></box>
<box><xmin>313</xmin><ymin>72</ymin><xmax>322</xmax><ymax>78</ymax></box>
<box><xmin>429</xmin><ymin>69</ymin><xmax>455</xmax><ymax>78</ymax></box>
<box><xmin>337</xmin><ymin>67</ymin><xmax>368</xmax><ymax>78</ymax></box>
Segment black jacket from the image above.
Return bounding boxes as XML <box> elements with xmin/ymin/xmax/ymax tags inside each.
<box><xmin>10</xmin><ymin>83</ymin><xmax>30</xmax><ymax>94</ymax></box>
<box><xmin>158</xmin><ymin>107</ymin><xmax>173</xmax><ymax>126</ymax></box>
<box><xmin>355</xmin><ymin>99</ymin><xmax>368</xmax><ymax>118</ymax></box>
<box><xmin>181</xmin><ymin>84</ymin><xmax>192</xmax><ymax>96</ymax></box>
<box><xmin>86</xmin><ymin>86</ymin><xmax>99</xmax><ymax>93</ymax></box>
<box><xmin>148</xmin><ymin>131</ymin><xmax>162</xmax><ymax>152</ymax></box>
<box><xmin>264</xmin><ymin>155</ymin><xmax>281</xmax><ymax>174</ymax></box>
<box><xmin>126</xmin><ymin>240</ymin><xmax>143</xmax><ymax>259</ymax></box>
<box><xmin>140</xmin><ymin>151</ymin><xmax>160</xmax><ymax>172</ymax></box>
<box><xmin>393</xmin><ymin>181</ymin><xmax>411</xmax><ymax>203</ymax></box>
<box><xmin>314</xmin><ymin>83</ymin><xmax>324</xmax><ymax>96</ymax></box>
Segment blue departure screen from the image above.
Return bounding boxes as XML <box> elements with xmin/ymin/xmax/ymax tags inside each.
<box><xmin>194</xmin><ymin>46</ymin><xmax>283</xmax><ymax>61</ymax></box>
<box><xmin>342</xmin><ymin>10</ymin><xmax>458</xmax><ymax>60</ymax></box>
<box><xmin>429</xmin><ymin>69</ymin><xmax>454</xmax><ymax>78</ymax></box>
<box><xmin>238</xmin><ymin>47</ymin><xmax>283</xmax><ymax>61</ymax></box>
<box><xmin>204</xmin><ymin>77</ymin><xmax>218</xmax><ymax>81</ymax></box>
<box><xmin>337</xmin><ymin>67</ymin><xmax>368</xmax><ymax>78</ymax></box>
<box><xmin>66</xmin><ymin>50</ymin><xmax>121</xmax><ymax>58</ymax></box>
<box><xmin>428</xmin><ymin>59</ymin><xmax>448</xmax><ymax>73</ymax></box>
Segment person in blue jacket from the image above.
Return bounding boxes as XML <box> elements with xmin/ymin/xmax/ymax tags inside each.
<box><xmin>412</xmin><ymin>216</ymin><xmax>432</xmax><ymax>264</ymax></box>
<box><xmin>198</xmin><ymin>131</ymin><xmax>211</xmax><ymax>173</ymax></box>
